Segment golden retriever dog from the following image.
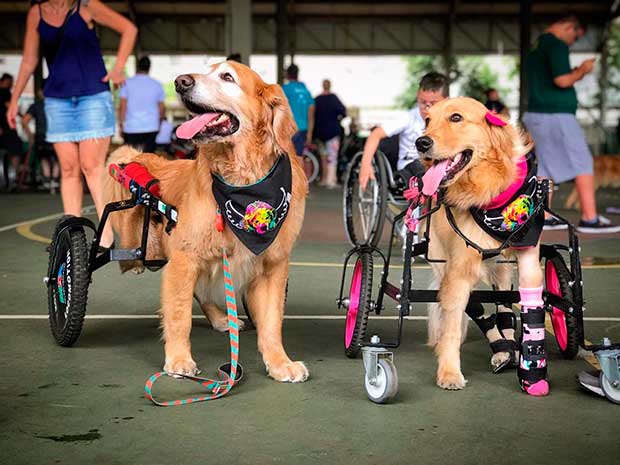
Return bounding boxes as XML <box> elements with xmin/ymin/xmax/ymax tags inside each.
<box><xmin>103</xmin><ymin>61</ymin><xmax>309</xmax><ymax>383</ymax></box>
<box><xmin>416</xmin><ymin>97</ymin><xmax>549</xmax><ymax>396</ymax></box>
<box><xmin>564</xmin><ymin>154</ymin><xmax>620</xmax><ymax>210</ymax></box>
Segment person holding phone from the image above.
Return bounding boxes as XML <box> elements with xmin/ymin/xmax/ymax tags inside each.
<box><xmin>7</xmin><ymin>0</ymin><xmax>137</xmax><ymax>248</ymax></box>
<box><xmin>523</xmin><ymin>13</ymin><xmax>619</xmax><ymax>233</ymax></box>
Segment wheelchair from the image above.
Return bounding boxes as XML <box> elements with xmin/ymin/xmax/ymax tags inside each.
<box><xmin>343</xmin><ymin>134</ymin><xmax>410</xmax><ymax>247</ymax></box>
<box><xmin>335</xmin><ymin>179</ymin><xmax>610</xmax><ymax>404</ymax></box>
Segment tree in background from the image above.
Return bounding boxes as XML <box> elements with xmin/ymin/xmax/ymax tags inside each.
<box><xmin>396</xmin><ymin>56</ymin><xmax>443</xmax><ymax>108</ymax></box>
<box><xmin>454</xmin><ymin>56</ymin><xmax>508</xmax><ymax>103</ymax></box>
<box><xmin>603</xmin><ymin>21</ymin><xmax>620</xmax><ymax>108</ymax></box>
<box><xmin>396</xmin><ymin>55</ymin><xmax>508</xmax><ymax>108</ymax></box>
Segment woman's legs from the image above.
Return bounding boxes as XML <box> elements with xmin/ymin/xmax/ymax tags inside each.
<box><xmin>78</xmin><ymin>137</ymin><xmax>114</xmax><ymax>247</ymax></box>
<box><xmin>54</xmin><ymin>142</ymin><xmax>83</xmax><ymax>216</ymax></box>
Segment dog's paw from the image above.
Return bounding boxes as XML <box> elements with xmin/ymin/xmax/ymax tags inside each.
<box><xmin>164</xmin><ymin>357</ymin><xmax>198</xmax><ymax>377</ymax></box>
<box><xmin>131</xmin><ymin>266</ymin><xmax>145</xmax><ymax>275</ymax></box>
<box><xmin>491</xmin><ymin>351</ymin><xmax>511</xmax><ymax>370</ymax></box>
<box><xmin>266</xmin><ymin>361</ymin><xmax>309</xmax><ymax>383</ymax></box>
<box><xmin>210</xmin><ymin>316</ymin><xmax>246</xmax><ymax>333</ymax></box>
<box><xmin>436</xmin><ymin>370</ymin><xmax>467</xmax><ymax>390</ymax></box>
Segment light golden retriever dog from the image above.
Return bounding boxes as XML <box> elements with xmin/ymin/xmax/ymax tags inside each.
<box><xmin>103</xmin><ymin>61</ymin><xmax>309</xmax><ymax>383</ymax></box>
<box><xmin>417</xmin><ymin>97</ymin><xmax>544</xmax><ymax>392</ymax></box>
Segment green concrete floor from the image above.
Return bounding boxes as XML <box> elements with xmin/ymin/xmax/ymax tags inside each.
<box><xmin>1</xmin><ymin>186</ymin><xmax>619</xmax><ymax>465</ymax></box>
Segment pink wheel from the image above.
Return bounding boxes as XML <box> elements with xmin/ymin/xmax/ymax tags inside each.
<box><xmin>545</xmin><ymin>255</ymin><xmax>581</xmax><ymax>359</ymax></box>
<box><xmin>344</xmin><ymin>251</ymin><xmax>373</xmax><ymax>358</ymax></box>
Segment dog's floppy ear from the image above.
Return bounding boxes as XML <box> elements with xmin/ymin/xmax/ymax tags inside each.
<box><xmin>261</xmin><ymin>83</ymin><xmax>297</xmax><ymax>155</ymax></box>
<box><xmin>486</xmin><ymin>117</ymin><xmax>519</xmax><ymax>160</ymax></box>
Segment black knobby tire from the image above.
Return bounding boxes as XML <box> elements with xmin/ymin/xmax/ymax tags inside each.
<box><xmin>343</xmin><ymin>152</ymin><xmax>388</xmax><ymax>247</ymax></box>
<box><xmin>344</xmin><ymin>251</ymin><xmax>374</xmax><ymax>358</ymax></box>
<box><xmin>47</xmin><ymin>217</ymin><xmax>90</xmax><ymax>347</ymax></box>
<box><xmin>545</xmin><ymin>254</ymin><xmax>582</xmax><ymax>359</ymax></box>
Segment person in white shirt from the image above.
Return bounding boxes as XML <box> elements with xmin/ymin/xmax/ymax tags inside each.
<box><xmin>119</xmin><ymin>56</ymin><xmax>165</xmax><ymax>153</ymax></box>
<box><xmin>359</xmin><ymin>72</ymin><xmax>449</xmax><ymax>189</ymax></box>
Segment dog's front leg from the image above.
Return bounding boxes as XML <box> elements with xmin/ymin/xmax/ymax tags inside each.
<box><xmin>161</xmin><ymin>250</ymin><xmax>200</xmax><ymax>376</ymax></box>
<box><xmin>247</xmin><ymin>260</ymin><xmax>309</xmax><ymax>383</ymax></box>
<box><xmin>515</xmin><ymin>244</ymin><xmax>549</xmax><ymax>396</ymax></box>
<box><xmin>435</xmin><ymin>258</ymin><xmax>480</xmax><ymax>390</ymax></box>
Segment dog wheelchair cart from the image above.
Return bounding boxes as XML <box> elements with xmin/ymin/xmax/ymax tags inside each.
<box><xmin>44</xmin><ymin>163</ymin><xmax>177</xmax><ymax>347</ymax></box>
<box><xmin>335</xmin><ymin>178</ymin><xmax>618</xmax><ymax>403</ymax></box>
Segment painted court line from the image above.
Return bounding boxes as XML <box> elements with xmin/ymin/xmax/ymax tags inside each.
<box><xmin>1</xmin><ymin>315</ymin><xmax>619</xmax><ymax>321</ymax></box>
<box><xmin>5</xmin><ymin>208</ymin><xmax>620</xmax><ymax>270</ymax></box>
<box><xmin>0</xmin><ymin>205</ymin><xmax>96</xmax><ymax>233</ymax></box>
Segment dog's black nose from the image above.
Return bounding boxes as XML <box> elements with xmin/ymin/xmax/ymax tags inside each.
<box><xmin>415</xmin><ymin>136</ymin><xmax>434</xmax><ymax>154</ymax></box>
<box><xmin>175</xmin><ymin>74</ymin><xmax>195</xmax><ymax>94</ymax></box>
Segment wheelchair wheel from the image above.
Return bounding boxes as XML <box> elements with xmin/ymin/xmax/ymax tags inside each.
<box><xmin>365</xmin><ymin>358</ymin><xmax>398</xmax><ymax>404</ymax></box>
<box><xmin>302</xmin><ymin>149</ymin><xmax>320</xmax><ymax>184</ymax></box>
<box><xmin>545</xmin><ymin>255</ymin><xmax>581</xmax><ymax>359</ymax></box>
<box><xmin>343</xmin><ymin>152</ymin><xmax>388</xmax><ymax>247</ymax></box>
<box><xmin>47</xmin><ymin>216</ymin><xmax>90</xmax><ymax>347</ymax></box>
<box><xmin>344</xmin><ymin>251</ymin><xmax>373</xmax><ymax>358</ymax></box>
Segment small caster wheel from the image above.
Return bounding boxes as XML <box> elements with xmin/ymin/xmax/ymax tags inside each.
<box><xmin>599</xmin><ymin>372</ymin><xmax>620</xmax><ymax>405</ymax></box>
<box><xmin>364</xmin><ymin>358</ymin><xmax>398</xmax><ymax>404</ymax></box>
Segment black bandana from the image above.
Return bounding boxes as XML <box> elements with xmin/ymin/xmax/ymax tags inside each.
<box><xmin>212</xmin><ymin>155</ymin><xmax>292</xmax><ymax>255</ymax></box>
<box><xmin>469</xmin><ymin>154</ymin><xmax>544</xmax><ymax>248</ymax></box>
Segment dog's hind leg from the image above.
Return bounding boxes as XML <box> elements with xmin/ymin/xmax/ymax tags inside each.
<box><xmin>246</xmin><ymin>260</ymin><xmax>309</xmax><ymax>383</ymax></box>
<box><xmin>194</xmin><ymin>274</ymin><xmax>246</xmax><ymax>332</ymax></box>
<box><xmin>435</xmin><ymin>252</ymin><xmax>482</xmax><ymax>390</ymax></box>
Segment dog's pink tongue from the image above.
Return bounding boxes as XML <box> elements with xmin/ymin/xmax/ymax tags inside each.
<box><xmin>176</xmin><ymin>113</ymin><xmax>219</xmax><ymax>139</ymax></box>
<box><xmin>421</xmin><ymin>159</ymin><xmax>449</xmax><ymax>196</ymax></box>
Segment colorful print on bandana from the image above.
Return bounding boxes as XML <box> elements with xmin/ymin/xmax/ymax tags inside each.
<box><xmin>224</xmin><ymin>187</ymin><xmax>291</xmax><ymax>236</ymax></box>
<box><xmin>500</xmin><ymin>194</ymin><xmax>534</xmax><ymax>232</ymax></box>
<box><xmin>243</xmin><ymin>201</ymin><xmax>276</xmax><ymax>234</ymax></box>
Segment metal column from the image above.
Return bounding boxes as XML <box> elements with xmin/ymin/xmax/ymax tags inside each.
<box><xmin>226</xmin><ymin>0</ymin><xmax>252</xmax><ymax>65</ymax></box>
<box><xmin>518</xmin><ymin>0</ymin><xmax>531</xmax><ymax>120</ymax></box>
<box><xmin>276</xmin><ymin>0</ymin><xmax>288</xmax><ymax>84</ymax></box>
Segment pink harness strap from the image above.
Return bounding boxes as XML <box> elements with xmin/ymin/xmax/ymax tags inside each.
<box><xmin>483</xmin><ymin>156</ymin><xmax>527</xmax><ymax>210</ymax></box>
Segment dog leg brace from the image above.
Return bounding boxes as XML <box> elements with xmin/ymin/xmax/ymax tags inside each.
<box><xmin>466</xmin><ymin>303</ymin><xmax>519</xmax><ymax>372</ymax></box>
<box><xmin>518</xmin><ymin>286</ymin><xmax>549</xmax><ymax>396</ymax></box>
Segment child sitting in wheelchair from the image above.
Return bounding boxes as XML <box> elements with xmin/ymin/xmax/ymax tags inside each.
<box><xmin>358</xmin><ymin>72</ymin><xmax>449</xmax><ymax>191</ymax></box>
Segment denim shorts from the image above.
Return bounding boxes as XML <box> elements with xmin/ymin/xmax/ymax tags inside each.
<box><xmin>45</xmin><ymin>91</ymin><xmax>115</xmax><ymax>143</ymax></box>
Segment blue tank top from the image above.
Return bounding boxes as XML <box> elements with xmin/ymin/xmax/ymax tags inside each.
<box><xmin>38</xmin><ymin>0</ymin><xmax>110</xmax><ymax>98</ymax></box>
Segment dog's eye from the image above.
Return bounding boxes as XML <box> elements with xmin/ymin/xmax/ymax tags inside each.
<box><xmin>449</xmin><ymin>113</ymin><xmax>463</xmax><ymax>123</ymax></box>
<box><xmin>220</xmin><ymin>72</ymin><xmax>235</xmax><ymax>83</ymax></box>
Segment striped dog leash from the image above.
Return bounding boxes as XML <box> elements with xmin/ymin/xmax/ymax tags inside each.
<box><xmin>144</xmin><ymin>209</ymin><xmax>242</xmax><ymax>406</ymax></box>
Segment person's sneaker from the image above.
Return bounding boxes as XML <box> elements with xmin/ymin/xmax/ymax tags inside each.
<box><xmin>577</xmin><ymin>216</ymin><xmax>620</xmax><ymax>234</ymax></box>
<box><xmin>543</xmin><ymin>217</ymin><xmax>568</xmax><ymax>231</ymax></box>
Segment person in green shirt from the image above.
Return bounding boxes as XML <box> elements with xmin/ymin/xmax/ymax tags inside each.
<box><xmin>523</xmin><ymin>14</ymin><xmax>620</xmax><ymax>234</ymax></box>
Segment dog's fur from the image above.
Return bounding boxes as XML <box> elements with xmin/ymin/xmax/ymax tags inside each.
<box><xmin>564</xmin><ymin>154</ymin><xmax>620</xmax><ymax>210</ymax></box>
<box><xmin>420</xmin><ymin>97</ymin><xmax>542</xmax><ymax>390</ymax></box>
<box><xmin>103</xmin><ymin>61</ymin><xmax>310</xmax><ymax>382</ymax></box>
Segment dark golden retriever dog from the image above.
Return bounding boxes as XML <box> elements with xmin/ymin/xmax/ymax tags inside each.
<box><xmin>564</xmin><ymin>154</ymin><xmax>620</xmax><ymax>210</ymax></box>
<box><xmin>103</xmin><ymin>61</ymin><xmax>309</xmax><ymax>383</ymax></box>
<box><xmin>418</xmin><ymin>97</ymin><xmax>545</xmax><ymax>392</ymax></box>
